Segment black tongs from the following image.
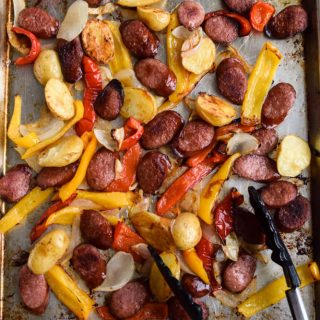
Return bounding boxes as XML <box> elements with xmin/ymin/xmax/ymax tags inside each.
<box><xmin>148</xmin><ymin>245</ymin><xmax>203</xmax><ymax>320</ymax></box>
<box><xmin>248</xmin><ymin>186</ymin><xmax>309</xmax><ymax>320</ymax></box>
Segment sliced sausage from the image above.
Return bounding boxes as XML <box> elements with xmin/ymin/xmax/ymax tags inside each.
<box><xmin>0</xmin><ymin>164</ymin><xmax>32</xmax><ymax>203</ymax></box>
<box><xmin>137</xmin><ymin>152</ymin><xmax>171</xmax><ymax>194</ymax></box>
<box><xmin>172</xmin><ymin>120</ymin><xmax>215</xmax><ymax>157</ymax></box>
<box><xmin>262</xmin><ymin>83</ymin><xmax>296</xmax><ymax>128</ymax></box>
<box><xmin>222</xmin><ymin>254</ymin><xmax>256</xmax><ymax>293</ymax></box>
<box><xmin>178</xmin><ymin>1</ymin><xmax>205</xmax><ymax>30</ymax></box>
<box><xmin>72</xmin><ymin>244</ymin><xmax>106</xmax><ymax>289</ymax></box>
<box><xmin>18</xmin><ymin>7</ymin><xmax>59</xmax><ymax>38</ymax></box>
<box><xmin>134</xmin><ymin>59</ymin><xmax>177</xmax><ymax>98</ymax></box>
<box><xmin>140</xmin><ymin>111</ymin><xmax>184</xmax><ymax>149</ymax></box>
<box><xmin>36</xmin><ymin>163</ymin><xmax>78</xmax><ymax>189</ymax></box>
<box><xmin>181</xmin><ymin>274</ymin><xmax>210</xmax><ymax>298</ymax></box>
<box><xmin>109</xmin><ymin>281</ymin><xmax>148</xmax><ymax>319</ymax></box>
<box><xmin>120</xmin><ymin>20</ymin><xmax>160</xmax><ymax>59</ymax></box>
<box><xmin>275</xmin><ymin>195</ymin><xmax>311</xmax><ymax>233</ymax></box>
<box><xmin>80</xmin><ymin>210</ymin><xmax>113</xmax><ymax>250</ymax></box>
<box><xmin>168</xmin><ymin>297</ymin><xmax>209</xmax><ymax>320</ymax></box>
<box><xmin>261</xmin><ymin>181</ymin><xmax>298</xmax><ymax>208</ymax></box>
<box><xmin>204</xmin><ymin>16</ymin><xmax>238</xmax><ymax>44</ymax></box>
<box><xmin>19</xmin><ymin>265</ymin><xmax>49</xmax><ymax>315</ymax></box>
<box><xmin>57</xmin><ymin>37</ymin><xmax>84</xmax><ymax>83</ymax></box>
<box><xmin>252</xmin><ymin>128</ymin><xmax>278</xmax><ymax>155</ymax></box>
<box><xmin>234</xmin><ymin>207</ymin><xmax>265</xmax><ymax>244</ymax></box>
<box><xmin>216</xmin><ymin>58</ymin><xmax>247</xmax><ymax>105</ymax></box>
<box><xmin>223</xmin><ymin>0</ymin><xmax>256</xmax><ymax>13</ymax></box>
<box><xmin>267</xmin><ymin>5</ymin><xmax>308</xmax><ymax>39</ymax></box>
<box><xmin>233</xmin><ymin>154</ymin><xmax>280</xmax><ymax>182</ymax></box>
<box><xmin>86</xmin><ymin>148</ymin><xmax>116</xmax><ymax>191</ymax></box>
<box><xmin>94</xmin><ymin>79</ymin><xmax>124</xmax><ymax>120</ymax></box>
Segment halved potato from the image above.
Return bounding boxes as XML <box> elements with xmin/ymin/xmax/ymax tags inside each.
<box><xmin>137</xmin><ymin>6</ymin><xmax>170</xmax><ymax>31</ymax></box>
<box><xmin>82</xmin><ymin>19</ymin><xmax>115</xmax><ymax>64</ymax></box>
<box><xmin>117</xmin><ymin>0</ymin><xmax>162</xmax><ymax>7</ymax></box>
<box><xmin>277</xmin><ymin>135</ymin><xmax>311</xmax><ymax>177</ymax></box>
<box><xmin>45</xmin><ymin>78</ymin><xmax>75</xmax><ymax>120</ymax></box>
<box><xmin>121</xmin><ymin>87</ymin><xmax>157</xmax><ymax>123</ymax></box>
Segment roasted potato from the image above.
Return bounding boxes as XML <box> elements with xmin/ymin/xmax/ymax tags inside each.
<box><xmin>38</xmin><ymin>135</ymin><xmax>84</xmax><ymax>167</ymax></box>
<box><xmin>34</xmin><ymin>50</ymin><xmax>63</xmax><ymax>85</ymax></box>
<box><xmin>28</xmin><ymin>229</ymin><xmax>69</xmax><ymax>274</ymax></box>
<box><xmin>137</xmin><ymin>6</ymin><xmax>170</xmax><ymax>31</ymax></box>
<box><xmin>277</xmin><ymin>135</ymin><xmax>311</xmax><ymax>177</ymax></box>
<box><xmin>45</xmin><ymin>78</ymin><xmax>75</xmax><ymax>120</ymax></box>
<box><xmin>121</xmin><ymin>87</ymin><xmax>157</xmax><ymax>123</ymax></box>
<box><xmin>117</xmin><ymin>0</ymin><xmax>162</xmax><ymax>7</ymax></box>
<box><xmin>82</xmin><ymin>19</ymin><xmax>115</xmax><ymax>64</ymax></box>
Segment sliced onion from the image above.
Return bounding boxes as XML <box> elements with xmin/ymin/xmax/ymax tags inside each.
<box><xmin>130</xmin><ymin>194</ymin><xmax>151</xmax><ymax>216</ymax></box>
<box><xmin>201</xmin><ymin>221</ymin><xmax>222</xmax><ymax>245</ymax></box>
<box><xmin>181</xmin><ymin>29</ymin><xmax>203</xmax><ymax>58</ymax></box>
<box><xmin>70</xmin><ymin>199</ymin><xmax>104</xmax><ymax>210</ymax></box>
<box><xmin>178</xmin><ymin>190</ymin><xmax>199</xmax><ymax>214</ymax></box>
<box><xmin>94</xmin><ymin>128</ymin><xmax>118</xmax><ymax>151</ymax></box>
<box><xmin>57</xmin><ymin>0</ymin><xmax>89</xmax><ymax>42</ymax></box>
<box><xmin>131</xmin><ymin>243</ymin><xmax>151</xmax><ymax>260</ymax></box>
<box><xmin>115</xmin><ymin>159</ymin><xmax>123</xmax><ymax>180</ymax></box>
<box><xmin>88</xmin><ymin>3</ymin><xmax>117</xmax><ymax>15</ymax></box>
<box><xmin>112</xmin><ymin>127</ymin><xmax>125</xmax><ymax>150</ymax></box>
<box><xmin>226</xmin><ymin>133</ymin><xmax>259</xmax><ymax>155</ymax></box>
<box><xmin>94</xmin><ymin>252</ymin><xmax>135</xmax><ymax>292</ymax></box>
<box><xmin>222</xmin><ymin>232</ymin><xmax>239</xmax><ymax>262</ymax></box>
<box><xmin>99</xmin><ymin>66</ymin><xmax>113</xmax><ymax>88</ymax></box>
<box><xmin>172</xmin><ymin>26</ymin><xmax>193</xmax><ymax>40</ymax></box>
<box><xmin>114</xmin><ymin>69</ymin><xmax>143</xmax><ymax>88</ymax></box>
<box><xmin>13</xmin><ymin>0</ymin><xmax>26</xmax><ymax>25</ymax></box>
<box><xmin>176</xmin><ymin>250</ymin><xmax>196</xmax><ymax>275</ymax></box>
<box><xmin>15</xmin><ymin>147</ymin><xmax>42</xmax><ymax>173</ymax></box>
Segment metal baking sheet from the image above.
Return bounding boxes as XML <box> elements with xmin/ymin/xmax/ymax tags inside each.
<box><xmin>0</xmin><ymin>0</ymin><xmax>319</xmax><ymax>319</ymax></box>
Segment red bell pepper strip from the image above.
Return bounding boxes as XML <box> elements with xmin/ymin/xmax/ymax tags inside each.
<box><xmin>127</xmin><ymin>303</ymin><xmax>168</xmax><ymax>320</ymax></box>
<box><xmin>96</xmin><ymin>306</ymin><xmax>116</xmax><ymax>320</ymax></box>
<box><xmin>12</xmin><ymin>27</ymin><xmax>41</xmax><ymax>65</ymax></box>
<box><xmin>186</xmin><ymin>141</ymin><xmax>216</xmax><ymax>168</ymax></box>
<box><xmin>30</xmin><ymin>193</ymin><xmax>77</xmax><ymax>242</ymax></box>
<box><xmin>156</xmin><ymin>152</ymin><xmax>226</xmax><ymax>215</ymax></box>
<box><xmin>106</xmin><ymin>143</ymin><xmax>141</xmax><ymax>192</ymax></box>
<box><xmin>249</xmin><ymin>1</ymin><xmax>275</xmax><ymax>32</ymax></box>
<box><xmin>76</xmin><ymin>56</ymin><xmax>102</xmax><ymax>136</ymax></box>
<box><xmin>214</xmin><ymin>188</ymin><xmax>244</xmax><ymax>241</ymax></box>
<box><xmin>119</xmin><ymin>118</ymin><xmax>144</xmax><ymax>151</ymax></box>
<box><xmin>215</xmin><ymin>121</ymin><xmax>256</xmax><ymax>139</ymax></box>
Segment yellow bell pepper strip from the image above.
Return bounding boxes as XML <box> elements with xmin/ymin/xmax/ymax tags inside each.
<box><xmin>182</xmin><ymin>248</ymin><xmax>210</xmax><ymax>284</ymax></box>
<box><xmin>241</xmin><ymin>42</ymin><xmax>282</xmax><ymax>126</ymax></box>
<box><xmin>117</xmin><ymin>0</ymin><xmax>161</xmax><ymax>7</ymax></box>
<box><xmin>45</xmin><ymin>265</ymin><xmax>95</xmax><ymax>320</ymax></box>
<box><xmin>8</xmin><ymin>95</ymin><xmax>39</xmax><ymax>148</ymax></box>
<box><xmin>106</xmin><ymin>21</ymin><xmax>132</xmax><ymax>75</ymax></box>
<box><xmin>0</xmin><ymin>187</ymin><xmax>53</xmax><ymax>234</ymax></box>
<box><xmin>45</xmin><ymin>206</ymin><xmax>82</xmax><ymax>226</ymax></box>
<box><xmin>22</xmin><ymin>100</ymin><xmax>84</xmax><ymax>159</ymax></box>
<box><xmin>198</xmin><ymin>153</ymin><xmax>241</xmax><ymax>225</ymax></box>
<box><xmin>59</xmin><ymin>132</ymin><xmax>97</xmax><ymax>201</ymax></box>
<box><xmin>75</xmin><ymin>190</ymin><xmax>134</xmax><ymax>208</ymax></box>
<box><xmin>238</xmin><ymin>261</ymin><xmax>320</xmax><ymax>318</ymax></box>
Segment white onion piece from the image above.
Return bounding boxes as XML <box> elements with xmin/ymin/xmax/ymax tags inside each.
<box><xmin>70</xmin><ymin>199</ymin><xmax>104</xmax><ymax>210</ymax></box>
<box><xmin>114</xmin><ymin>69</ymin><xmax>143</xmax><ymax>88</ymax></box>
<box><xmin>15</xmin><ymin>147</ymin><xmax>42</xmax><ymax>173</ymax></box>
<box><xmin>99</xmin><ymin>66</ymin><xmax>113</xmax><ymax>88</ymax></box>
<box><xmin>57</xmin><ymin>0</ymin><xmax>89</xmax><ymax>42</ymax></box>
<box><xmin>112</xmin><ymin>127</ymin><xmax>125</xmax><ymax>150</ymax></box>
<box><xmin>201</xmin><ymin>222</ymin><xmax>222</xmax><ymax>245</ymax></box>
<box><xmin>13</xmin><ymin>0</ymin><xmax>26</xmax><ymax>25</ymax></box>
<box><xmin>94</xmin><ymin>128</ymin><xmax>118</xmax><ymax>151</ymax></box>
<box><xmin>226</xmin><ymin>133</ymin><xmax>259</xmax><ymax>155</ymax></box>
<box><xmin>131</xmin><ymin>243</ymin><xmax>151</xmax><ymax>260</ymax></box>
<box><xmin>150</xmin><ymin>0</ymin><xmax>167</xmax><ymax>9</ymax></box>
<box><xmin>222</xmin><ymin>232</ymin><xmax>239</xmax><ymax>262</ymax></box>
<box><xmin>172</xmin><ymin>26</ymin><xmax>193</xmax><ymax>40</ymax></box>
<box><xmin>115</xmin><ymin>159</ymin><xmax>123</xmax><ymax>180</ymax></box>
<box><xmin>181</xmin><ymin>29</ymin><xmax>203</xmax><ymax>58</ymax></box>
<box><xmin>88</xmin><ymin>3</ymin><xmax>117</xmax><ymax>15</ymax></box>
<box><xmin>94</xmin><ymin>252</ymin><xmax>135</xmax><ymax>292</ymax></box>
<box><xmin>175</xmin><ymin>250</ymin><xmax>196</xmax><ymax>275</ymax></box>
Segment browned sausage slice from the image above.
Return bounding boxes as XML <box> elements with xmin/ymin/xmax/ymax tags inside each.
<box><xmin>261</xmin><ymin>181</ymin><xmax>298</xmax><ymax>208</ymax></box>
<box><xmin>216</xmin><ymin>58</ymin><xmax>247</xmax><ymax>105</ymax></box>
<box><xmin>275</xmin><ymin>195</ymin><xmax>311</xmax><ymax>233</ymax></box>
<box><xmin>204</xmin><ymin>16</ymin><xmax>238</xmax><ymax>44</ymax></box>
<box><xmin>134</xmin><ymin>59</ymin><xmax>177</xmax><ymax>98</ymax></box>
<box><xmin>80</xmin><ymin>210</ymin><xmax>113</xmax><ymax>250</ymax></box>
<box><xmin>172</xmin><ymin>120</ymin><xmax>215</xmax><ymax>157</ymax></box>
<box><xmin>72</xmin><ymin>244</ymin><xmax>106</xmax><ymax>289</ymax></box>
<box><xmin>223</xmin><ymin>0</ymin><xmax>256</xmax><ymax>13</ymax></box>
<box><xmin>181</xmin><ymin>274</ymin><xmax>210</xmax><ymax>298</ymax></box>
<box><xmin>110</xmin><ymin>281</ymin><xmax>148</xmax><ymax>319</ymax></box>
<box><xmin>120</xmin><ymin>20</ymin><xmax>160</xmax><ymax>59</ymax></box>
<box><xmin>140</xmin><ymin>110</ymin><xmax>184</xmax><ymax>150</ymax></box>
<box><xmin>86</xmin><ymin>148</ymin><xmax>116</xmax><ymax>191</ymax></box>
<box><xmin>137</xmin><ymin>151</ymin><xmax>171</xmax><ymax>194</ymax></box>
<box><xmin>19</xmin><ymin>265</ymin><xmax>49</xmax><ymax>315</ymax></box>
<box><xmin>222</xmin><ymin>254</ymin><xmax>256</xmax><ymax>293</ymax></box>
<box><xmin>94</xmin><ymin>79</ymin><xmax>124</xmax><ymax>120</ymax></box>
<box><xmin>252</xmin><ymin>128</ymin><xmax>278</xmax><ymax>155</ymax></box>
<box><xmin>36</xmin><ymin>163</ymin><xmax>78</xmax><ymax>189</ymax></box>
<box><xmin>178</xmin><ymin>1</ymin><xmax>205</xmax><ymax>30</ymax></box>
<box><xmin>267</xmin><ymin>5</ymin><xmax>308</xmax><ymax>39</ymax></box>
<box><xmin>0</xmin><ymin>164</ymin><xmax>32</xmax><ymax>203</ymax></box>
<box><xmin>18</xmin><ymin>7</ymin><xmax>59</xmax><ymax>38</ymax></box>
<box><xmin>262</xmin><ymin>83</ymin><xmax>296</xmax><ymax>128</ymax></box>
<box><xmin>233</xmin><ymin>154</ymin><xmax>280</xmax><ymax>182</ymax></box>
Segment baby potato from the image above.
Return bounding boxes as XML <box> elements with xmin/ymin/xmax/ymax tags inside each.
<box><xmin>277</xmin><ymin>135</ymin><xmax>311</xmax><ymax>177</ymax></box>
<box><xmin>121</xmin><ymin>87</ymin><xmax>157</xmax><ymax>123</ymax></box>
<box><xmin>171</xmin><ymin>212</ymin><xmax>202</xmax><ymax>250</ymax></box>
<box><xmin>28</xmin><ymin>229</ymin><xmax>69</xmax><ymax>274</ymax></box>
<box><xmin>149</xmin><ymin>251</ymin><xmax>180</xmax><ymax>301</ymax></box>
<box><xmin>45</xmin><ymin>78</ymin><xmax>75</xmax><ymax>120</ymax></box>
<box><xmin>137</xmin><ymin>6</ymin><xmax>170</xmax><ymax>31</ymax></box>
<box><xmin>34</xmin><ymin>50</ymin><xmax>63</xmax><ymax>85</ymax></box>
<box><xmin>38</xmin><ymin>135</ymin><xmax>84</xmax><ymax>167</ymax></box>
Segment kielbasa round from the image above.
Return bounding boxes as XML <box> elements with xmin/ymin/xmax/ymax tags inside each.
<box><xmin>223</xmin><ymin>0</ymin><xmax>256</xmax><ymax>13</ymax></box>
<box><xmin>178</xmin><ymin>1</ymin><xmax>205</xmax><ymax>30</ymax></box>
<box><xmin>181</xmin><ymin>274</ymin><xmax>211</xmax><ymax>298</ymax></box>
<box><xmin>252</xmin><ymin>128</ymin><xmax>278</xmax><ymax>155</ymax></box>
